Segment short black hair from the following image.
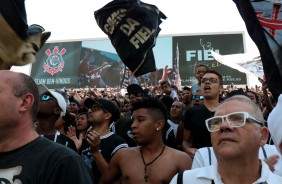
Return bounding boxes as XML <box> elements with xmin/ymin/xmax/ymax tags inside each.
<box><xmin>69</xmin><ymin>97</ymin><xmax>80</xmax><ymax>107</ymax></box>
<box><xmin>160</xmin><ymin>80</ymin><xmax>171</xmax><ymax>87</ymax></box>
<box><xmin>225</xmin><ymin>88</ymin><xmax>247</xmax><ymax>99</ymax></box>
<box><xmin>158</xmin><ymin>95</ymin><xmax>174</xmax><ymax>114</ymax></box>
<box><xmin>246</xmin><ymin>90</ymin><xmax>259</xmax><ymax>104</ymax></box>
<box><xmin>131</xmin><ymin>97</ymin><xmax>168</xmax><ymax>122</ymax></box>
<box><xmin>196</xmin><ymin>64</ymin><xmax>209</xmax><ymax>70</ymax></box>
<box><xmin>183</xmin><ymin>86</ymin><xmax>191</xmax><ymax>91</ymax></box>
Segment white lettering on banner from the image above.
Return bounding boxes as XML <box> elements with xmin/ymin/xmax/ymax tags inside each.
<box><xmin>186</xmin><ymin>49</ymin><xmax>219</xmax><ymax>61</ymax></box>
<box><xmin>34</xmin><ymin>79</ymin><xmax>46</xmax><ymax>84</ymax></box>
<box><xmin>104</xmin><ymin>9</ymin><xmax>127</xmax><ymax>35</ymax></box>
<box><xmin>130</xmin><ymin>26</ymin><xmax>155</xmax><ymax>49</ymax></box>
<box><xmin>120</xmin><ymin>18</ymin><xmax>140</xmax><ymax>36</ymax></box>
<box><xmin>225</xmin><ymin>76</ymin><xmax>242</xmax><ymax>82</ymax></box>
<box><xmin>34</xmin><ymin>78</ymin><xmax>71</xmax><ymax>85</ymax></box>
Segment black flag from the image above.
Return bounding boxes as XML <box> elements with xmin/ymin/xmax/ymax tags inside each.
<box><xmin>94</xmin><ymin>0</ymin><xmax>167</xmax><ymax>77</ymax></box>
<box><xmin>233</xmin><ymin>0</ymin><xmax>282</xmax><ymax>100</ymax></box>
<box><xmin>0</xmin><ymin>0</ymin><xmax>28</xmax><ymax>40</ymax></box>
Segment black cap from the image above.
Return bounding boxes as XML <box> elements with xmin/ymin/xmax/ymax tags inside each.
<box><xmin>27</xmin><ymin>24</ymin><xmax>45</xmax><ymax>36</ymax></box>
<box><xmin>84</xmin><ymin>98</ymin><xmax>120</xmax><ymax>122</ymax></box>
<box><xmin>127</xmin><ymin>84</ymin><xmax>147</xmax><ymax>96</ymax></box>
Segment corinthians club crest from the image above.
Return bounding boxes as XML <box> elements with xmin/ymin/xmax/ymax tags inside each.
<box><xmin>44</xmin><ymin>46</ymin><xmax>66</xmax><ymax>75</ymax></box>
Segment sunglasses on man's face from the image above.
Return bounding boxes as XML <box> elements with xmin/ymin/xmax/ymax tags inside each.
<box><xmin>41</xmin><ymin>94</ymin><xmax>55</xmax><ymax>101</ymax></box>
<box><xmin>192</xmin><ymin>95</ymin><xmax>204</xmax><ymax>100</ymax></box>
<box><xmin>90</xmin><ymin>105</ymin><xmax>109</xmax><ymax>113</ymax></box>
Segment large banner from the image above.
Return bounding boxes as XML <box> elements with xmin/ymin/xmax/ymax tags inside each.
<box><xmin>30</xmin><ymin>33</ymin><xmax>247</xmax><ymax>89</ymax></box>
<box><xmin>173</xmin><ymin>33</ymin><xmax>246</xmax><ymax>86</ymax></box>
<box><xmin>31</xmin><ymin>41</ymin><xmax>82</xmax><ymax>89</ymax></box>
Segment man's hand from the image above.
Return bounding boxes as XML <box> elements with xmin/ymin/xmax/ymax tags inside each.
<box><xmin>264</xmin><ymin>154</ymin><xmax>279</xmax><ymax>172</ymax></box>
<box><xmin>86</xmin><ymin>130</ymin><xmax>101</xmax><ymax>154</ymax></box>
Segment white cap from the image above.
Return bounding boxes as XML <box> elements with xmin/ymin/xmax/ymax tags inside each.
<box><xmin>38</xmin><ymin>84</ymin><xmax>67</xmax><ymax>116</ymax></box>
<box><xmin>267</xmin><ymin>94</ymin><xmax>282</xmax><ymax>154</ymax></box>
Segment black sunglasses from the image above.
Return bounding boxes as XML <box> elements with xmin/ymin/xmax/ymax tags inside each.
<box><xmin>192</xmin><ymin>95</ymin><xmax>204</xmax><ymax>100</ymax></box>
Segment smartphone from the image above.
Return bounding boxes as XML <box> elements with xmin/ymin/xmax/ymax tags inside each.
<box><xmin>258</xmin><ymin>77</ymin><xmax>264</xmax><ymax>83</ymax></box>
<box><xmin>85</xmin><ymin>126</ymin><xmax>93</xmax><ymax>138</ymax></box>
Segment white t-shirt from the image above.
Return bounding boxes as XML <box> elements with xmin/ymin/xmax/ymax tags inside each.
<box><xmin>170</xmin><ymin>160</ymin><xmax>282</xmax><ymax>184</ymax></box>
<box><xmin>192</xmin><ymin>144</ymin><xmax>282</xmax><ymax>176</ymax></box>
<box><xmin>170</xmin><ymin>89</ymin><xmax>179</xmax><ymax>101</ymax></box>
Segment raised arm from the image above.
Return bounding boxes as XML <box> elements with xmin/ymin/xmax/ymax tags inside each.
<box><xmin>100</xmin><ymin>150</ymin><xmax>123</xmax><ymax>184</ymax></box>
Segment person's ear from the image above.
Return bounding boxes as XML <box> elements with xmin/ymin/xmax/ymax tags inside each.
<box><xmin>155</xmin><ymin>119</ymin><xmax>165</xmax><ymax>131</ymax></box>
<box><xmin>259</xmin><ymin>127</ymin><xmax>269</xmax><ymax>146</ymax></box>
<box><xmin>19</xmin><ymin>93</ymin><xmax>34</xmax><ymax>113</ymax></box>
<box><xmin>54</xmin><ymin>107</ymin><xmax>62</xmax><ymax>116</ymax></box>
<box><xmin>104</xmin><ymin>112</ymin><xmax>112</xmax><ymax>121</ymax></box>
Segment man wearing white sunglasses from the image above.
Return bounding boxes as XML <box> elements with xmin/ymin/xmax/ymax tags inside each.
<box><xmin>171</xmin><ymin>95</ymin><xmax>282</xmax><ymax>183</ymax></box>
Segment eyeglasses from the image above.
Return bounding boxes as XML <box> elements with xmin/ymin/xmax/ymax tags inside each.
<box><xmin>41</xmin><ymin>94</ymin><xmax>55</xmax><ymax>101</ymax></box>
<box><xmin>192</xmin><ymin>95</ymin><xmax>204</xmax><ymax>100</ymax></box>
<box><xmin>90</xmin><ymin>105</ymin><xmax>108</xmax><ymax>113</ymax></box>
<box><xmin>201</xmin><ymin>77</ymin><xmax>218</xmax><ymax>83</ymax></box>
<box><xmin>205</xmin><ymin>111</ymin><xmax>263</xmax><ymax>132</ymax></box>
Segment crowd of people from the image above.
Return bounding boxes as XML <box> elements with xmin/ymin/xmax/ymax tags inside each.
<box><xmin>2</xmin><ymin>62</ymin><xmax>282</xmax><ymax>183</ymax></box>
<box><xmin>2</xmin><ymin>0</ymin><xmax>282</xmax><ymax>183</ymax></box>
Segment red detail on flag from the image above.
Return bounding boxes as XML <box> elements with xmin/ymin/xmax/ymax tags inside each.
<box><xmin>45</xmin><ymin>49</ymin><xmax>51</xmax><ymax>56</ymax></box>
<box><xmin>256</xmin><ymin>5</ymin><xmax>282</xmax><ymax>38</ymax></box>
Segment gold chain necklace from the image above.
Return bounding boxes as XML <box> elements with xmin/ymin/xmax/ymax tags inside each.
<box><xmin>140</xmin><ymin>145</ymin><xmax>165</xmax><ymax>182</ymax></box>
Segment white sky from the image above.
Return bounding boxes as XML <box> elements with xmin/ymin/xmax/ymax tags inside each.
<box><xmin>13</xmin><ymin>0</ymin><xmax>260</xmax><ymax>84</ymax></box>
<box><xmin>24</xmin><ymin>0</ymin><xmax>258</xmax><ymax>52</ymax></box>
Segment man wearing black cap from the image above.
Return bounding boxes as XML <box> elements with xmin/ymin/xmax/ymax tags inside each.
<box><xmin>80</xmin><ymin>98</ymin><xmax>128</xmax><ymax>183</ymax></box>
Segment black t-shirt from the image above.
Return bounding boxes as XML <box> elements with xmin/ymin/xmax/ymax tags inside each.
<box><xmin>0</xmin><ymin>136</ymin><xmax>93</xmax><ymax>184</ymax></box>
<box><xmin>80</xmin><ymin>132</ymin><xmax>128</xmax><ymax>183</ymax></box>
<box><xmin>114</xmin><ymin>115</ymin><xmax>137</xmax><ymax>147</ymax></box>
<box><xmin>184</xmin><ymin>104</ymin><xmax>214</xmax><ymax>149</ymax></box>
<box><xmin>43</xmin><ymin>131</ymin><xmax>77</xmax><ymax>152</ymax></box>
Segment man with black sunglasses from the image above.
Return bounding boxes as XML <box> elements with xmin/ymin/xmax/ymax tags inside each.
<box><xmin>192</xmin><ymin>89</ymin><xmax>204</xmax><ymax>106</ymax></box>
<box><xmin>182</xmin><ymin>70</ymin><xmax>223</xmax><ymax>158</ymax></box>
<box><xmin>36</xmin><ymin>84</ymin><xmax>77</xmax><ymax>152</ymax></box>
<box><xmin>171</xmin><ymin>95</ymin><xmax>282</xmax><ymax>183</ymax></box>
<box><xmin>0</xmin><ymin>71</ymin><xmax>94</xmax><ymax>183</ymax></box>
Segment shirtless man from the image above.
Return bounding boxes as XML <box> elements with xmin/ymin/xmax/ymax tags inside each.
<box><xmin>101</xmin><ymin>97</ymin><xmax>192</xmax><ymax>184</ymax></box>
